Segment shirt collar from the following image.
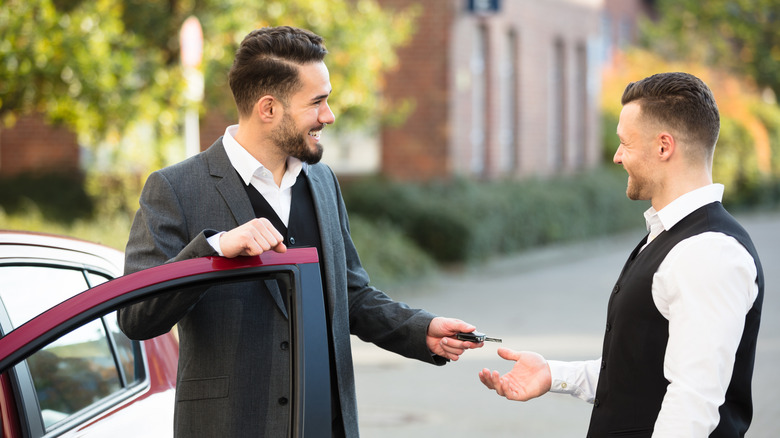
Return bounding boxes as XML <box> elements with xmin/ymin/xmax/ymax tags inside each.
<box><xmin>222</xmin><ymin>124</ymin><xmax>308</xmax><ymax>186</ymax></box>
<box><xmin>643</xmin><ymin>184</ymin><xmax>725</xmax><ymax>234</ymax></box>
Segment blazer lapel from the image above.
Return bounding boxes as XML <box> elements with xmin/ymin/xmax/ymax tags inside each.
<box><xmin>203</xmin><ymin>139</ymin><xmax>256</xmax><ymax>226</ymax></box>
<box><xmin>306</xmin><ymin>166</ymin><xmax>339</xmax><ymax>316</ymax></box>
<box><xmin>202</xmin><ymin>139</ymin><xmax>288</xmax><ymax>317</ymax></box>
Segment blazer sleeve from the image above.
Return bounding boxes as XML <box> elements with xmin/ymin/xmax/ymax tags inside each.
<box><xmin>118</xmin><ymin>170</ymin><xmax>218</xmax><ymax>340</ymax></box>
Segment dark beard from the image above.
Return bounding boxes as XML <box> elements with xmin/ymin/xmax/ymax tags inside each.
<box><xmin>271</xmin><ymin>114</ymin><xmax>324</xmax><ymax>165</ymax></box>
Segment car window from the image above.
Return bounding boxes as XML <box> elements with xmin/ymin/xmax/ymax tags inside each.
<box><xmin>0</xmin><ymin>265</ymin><xmax>90</xmax><ymax>328</ymax></box>
<box><xmin>0</xmin><ymin>265</ymin><xmax>147</xmax><ymax>433</ymax></box>
<box><xmin>86</xmin><ymin>270</ymin><xmax>111</xmax><ymax>288</ymax></box>
<box><xmin>24</xmin><ymin>310</ymin><xmax>146</xmax><ymax>432</ymax></box>
<box><xmin>27</xmin><ymin>318</ymin><xmax>122</xmax><ymax>429</ymax></box>
<box><xmin>104</xmin><ymin>311</ymin><xmax>141</xmax><ymax>384</ymax></box>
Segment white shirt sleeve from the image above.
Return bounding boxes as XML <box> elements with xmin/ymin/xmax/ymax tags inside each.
<box><xmin>651</xmin><ymin>232</ymin><xmax>758</xmax><ymax>437</ymax></box>
<box><xmin>548</xmin><ymin>358</ymin><xmax>602</xmax><ymax>403</ymax></box>
<box><xmin>206</xmin><ymin>231</ymin><xmax>225</xmax><ymax>256</ymax></box>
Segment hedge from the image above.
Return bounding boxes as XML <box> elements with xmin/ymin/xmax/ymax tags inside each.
<box><xmin>342</xmin><ymin>167</ymin><xmax>649</xmax><ymax>265</ymax></box>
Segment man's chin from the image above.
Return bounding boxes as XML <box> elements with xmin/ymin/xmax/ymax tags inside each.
<box><xmin>299</xmin><ymin>144</ymin><xmax>324</xmax><ymax>165</ymax></box>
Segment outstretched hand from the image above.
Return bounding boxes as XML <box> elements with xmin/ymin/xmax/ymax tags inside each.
<box><xmin>479</xmin><ymin>348</ymin><xmax>551</xmax><ymax>401</ymax></box>
<box><xmin>426</xmin><ymin>317</ymin><xmax>484</xmax><ymax>361</ymax></box>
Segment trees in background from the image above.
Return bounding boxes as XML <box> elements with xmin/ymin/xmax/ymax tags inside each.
<box><xmin>641</xmin><ymin>0</ymin><xmax>780</xmax><ymax>102</ymax></box>
<box><xmin>0</xmin><ymin>0</ymin><xmax>417</xmax><ymax>162</ymax></box>
<box><xmin>602</xmin><ymin>50</ymin><xmax>780</xmax><ymax>206</ymax></box>
<box><xmin>598</xmin><ymin>1</ymin><xmax>780</xmax><ymax>206</ymax></box>
<box><xmin>0</xmin><ymin>0</ymin><xmax>417</xmax><ymax>215</ymax></box>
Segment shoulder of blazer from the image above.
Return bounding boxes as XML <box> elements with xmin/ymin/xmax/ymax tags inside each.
<box><xmin>201</xmin><ymin>137</ymin><xmax>232</xmax><ymax>178</ymax></box>
<box><xmin>307</xmin><ymin>162</ymin><xmax>338</xmax><ymax>188</ymax></box>
<box><xmin>146</xmin><ymin>139</ymin><xmax>239</xmax><ymax>206</ymax></box>
<box><xmin>153</xmin><ymin>138</ymin><xmax>226</xmax><ymax>180</ymax></box>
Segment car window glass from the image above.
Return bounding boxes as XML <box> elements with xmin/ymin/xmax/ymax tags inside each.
<box><xmin>85</xmin><ymin>271</ymin><xmax>111</xmax><ymax>288</ymax></box>
<box><xmin>0</xmin><ymin>265</ymin><xmax>89</xmax><ymax>328</ymax></box>
<box><xmin>104</xmin><ymin>311</ymin><xmax>140</xmax><ymax>384</ymax></box>
<box><xmin>86</xmin><ymin>271</ymin><xmax>139</xmax><ymax>382</ymax></box>
<box><xmin>27</xmin><ymin>318</ymin><xmax>121</xmax><ymax>430</ymax></box>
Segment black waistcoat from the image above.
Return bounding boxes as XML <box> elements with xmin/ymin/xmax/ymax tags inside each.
<box><xmin>242</xmin><ymin>172</ymin><xmax>344</xmax><ymax>436</ymax></box>
<box><xmin>587</xmin><ymin>202</ymin><xmax>764</xmax><ymax>438</ymax></box>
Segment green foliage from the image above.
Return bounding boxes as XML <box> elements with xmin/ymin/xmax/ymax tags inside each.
<box><xmin>348</xmin><ymin>215</ymin><xmax>436</xmax><ymax>290</ymax></box>
<box><xmin>3</xmin><ymin>167</ymin><xmax>778</xmax><ymax>286</ymax></box>
<box><xmin>0</xmin><ymin>172</ymin><xmax>93</xmax><ymax>223</ymax></box>
<box><xmin>0</xmin><ymin>0</ymin><xmax>418</xmax><ymax>156</ymax></box>
<box><xmin>0</xmin><ymin>0</ymin><xmax>183</xmax><ymax>147</ymax></box>
<box><xmin>602</xmin><ymin>110</ymin><xmax>620</xmax><ymax>163</ymax></box>
<box><xmin>342</xmin><ymin>169</ymin><xmax>648</xmax><ymax>265</ymax></box>
<box><xmin>752</xmin><ymin>100</ymin><xmax>780</xmax><ymax>175</ymax></box>
<box><xmin>601</xmin><ymin>50</ymin><xmax>780</xmax><ymax>206</ymax></box>
<box><xmin>640</xmin><ymin>0</ymin><xmax>780</xmax><ymax>99</ymax></box>
<box><xmin>198</xmin><ymin>0</ymin><xmax>420</xmax><ymax>131</ymax></box>
<box><xmin>0</xmin><ymin>0</ymin><xmax>419</xmax><ymax>223</ymax></box>
<box><xmin>0</xmin><ymin>204</ymin><xmax>132</xmax><ymax>250</ymax></box>
<box><xmin>715</xmin><ymin>117</ymin><xmax>762</xmax><ymax>202</ymax></box>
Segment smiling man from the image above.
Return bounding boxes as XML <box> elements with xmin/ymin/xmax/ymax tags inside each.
<box><xmin>119</xmin><ymin>26</ymin><xmax>482</xmax><ymax>437</ymax></box>
<box><xmin>479</xmin><ymin>72</ymin><xmax>764</xmax><ymax>437</ymax></box>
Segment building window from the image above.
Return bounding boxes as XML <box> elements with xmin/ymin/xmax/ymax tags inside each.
<box><xmin>470</xmin><ymin>24</ymin><xmax>488</xmax><ymax>176</ymax></box>
<box><xmin>500</xmin><ymin>28</ymin><xmax>519</xmax><ymax>174</ymax></box>
<box><xmin>550</xmin><ymin>38</ymin><xmax>567</xmax><ymax>171</ymax></box>
<box><xmin>601</xmin><ymin>11</ymin><xmax>613</xmax><ymax>65</ymax></box>
<box><xmin>575</xmin><ymin>42</ymin><xmax>588</xmax><ymax>168</ymax></box>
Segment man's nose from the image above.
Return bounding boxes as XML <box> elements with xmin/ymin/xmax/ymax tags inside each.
<box><xmin>320</xmin><ymin>103</ymin><xmax>336</xmax><ymax>125</ymax></box>
<box><xmin>613</xmin><ymin>145</ymin><xmax>623</xmax><ymax>164</ymax></box>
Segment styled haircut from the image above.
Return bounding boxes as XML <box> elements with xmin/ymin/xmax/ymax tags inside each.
<box><xmin>229</xmin><ymin>26</ymin><xmax>328</xmax><ymax>118</ymax></box>
<box><xmin>622</xmin><ymin>72</ymin><xmax>720</xmax><ymax>158</ymax></box>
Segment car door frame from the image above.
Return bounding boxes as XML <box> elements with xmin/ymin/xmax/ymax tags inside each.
<box><xmin>0</xmin><ymin>248</ymin><xmax>323</xmax><ymax>438</ymax></box>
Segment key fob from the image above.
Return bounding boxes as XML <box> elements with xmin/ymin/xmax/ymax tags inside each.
<box><xmin>456</xmin><ymin>331</ymin><xmax>486</xmax><ymax>343</ymax></box>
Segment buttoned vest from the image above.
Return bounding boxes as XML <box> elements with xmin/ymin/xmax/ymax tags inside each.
<box><xmin>587</xmin><ymin>202</ymin><xmax>764</xmax><ymax>438</ymax></box>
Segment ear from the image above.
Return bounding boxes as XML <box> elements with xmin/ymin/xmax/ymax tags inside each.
<box><xmin>657</xmin><ymin>132</ymin><xmax>676</xmax><ymax>161</ymax></box>
<box><xmin>255</xmin><ymin>95</ymin><xmax>278</xmax><ymax>123</ymax></box>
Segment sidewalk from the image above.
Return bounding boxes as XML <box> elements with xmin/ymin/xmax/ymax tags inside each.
<box><xmin>351</xmin><ymin>211</ymin><xmax>780</xmax><ymax>437</ymax></box>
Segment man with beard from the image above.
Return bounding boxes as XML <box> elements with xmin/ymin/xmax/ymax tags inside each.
<box><xmin>119</xmin><ymin>26</ymin><xmax>483</xmax><ymax>437</ymax></box>
<box><xmin>479</xmin><ymin>72</ymin><xmax>764</xmax><ymax>437</ymax></box>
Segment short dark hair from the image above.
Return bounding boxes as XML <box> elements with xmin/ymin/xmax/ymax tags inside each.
<box><xmin>622</xmin><ymin>72</ymin><xmax>720</xmax><ymax>158</ymax></box>
<box><xmin>229</xmin><ymin>26</ymin><xmax>328</xmax><ymax>118</ymax></box>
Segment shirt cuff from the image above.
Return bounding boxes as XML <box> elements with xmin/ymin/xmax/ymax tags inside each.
<box><xmin>206</xmin><ymin>231</ymin><xmax>225</xmax><ymax>256</ymax></box>
<box><xmin>547</xmin><ymin>359</ymin><xmax>598</xmax><ymax>404</ymax></box>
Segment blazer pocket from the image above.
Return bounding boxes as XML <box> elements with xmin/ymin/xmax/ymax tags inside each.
<box><xmin>177</xmin><ymin>376</ymin><xmax>230</xmax><ymax>401</ymax></box>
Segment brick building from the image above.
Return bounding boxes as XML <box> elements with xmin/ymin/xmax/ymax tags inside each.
<box><xmin>602</xmin><ymin>0</ymin><xmax>656</xmax><ymax>67</ymax></box>
<box><xmin>376</xmin><ymin>0</ymin><xmax>604</xmax><ymax>181</ymax></box>
<box><xmin>0</xmin><ymin>114</ymin><xmax>80</xmax><ymax>177</ymax></box>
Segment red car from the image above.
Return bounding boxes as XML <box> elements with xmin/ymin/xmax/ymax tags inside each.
<box><xmin>0</xmin><ymin>231</ymin><xmax>324</xmax><ymax>437</ymax></box>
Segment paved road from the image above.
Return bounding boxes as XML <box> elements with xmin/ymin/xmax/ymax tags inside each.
<box><xmin>351</xmin><ymin>211</ymin><xmax>780</xmax><ymax>437</ymax></box>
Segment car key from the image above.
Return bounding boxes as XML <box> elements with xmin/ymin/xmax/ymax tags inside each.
<box><xmin>456</xmin><ymin>331</ymin><xmax>502</xmax><ymax>343</ymax></box>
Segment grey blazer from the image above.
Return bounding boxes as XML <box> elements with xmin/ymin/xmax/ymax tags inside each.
<box><xmin>118</xmin><ymin>139</ymin><xmax>444</xmax><ymax>437</ymax></box>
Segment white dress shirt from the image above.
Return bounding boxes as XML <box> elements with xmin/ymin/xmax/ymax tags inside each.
<box><xmin>206</xmin><ymin>125</ymin><xmax>308</xmax><ymax>255</ymax></box>
<box><xmin>548</xmin><ymin>184</ymin><xmax>759</xmax><ymax>437</ymax></box>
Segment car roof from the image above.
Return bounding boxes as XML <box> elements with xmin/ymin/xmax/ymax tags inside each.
<box><xmin>0</xmin><ymin>230</ymin><xmax>124</xmax><ymax>277</ymax></box>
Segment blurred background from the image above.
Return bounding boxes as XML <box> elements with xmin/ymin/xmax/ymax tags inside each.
<box><xmin>1</xmin><ymin>0</ymin><xmax>779</xmax><ymax>282</ymax></box>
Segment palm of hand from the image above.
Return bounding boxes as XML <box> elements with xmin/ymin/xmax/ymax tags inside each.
<box><xmin>480</xmin><ymin>349</ymin><xmax>551</xmax><ymax>402</ymax></box>
<box><xmin>500</xmin><ymin>358</ymin><xmax>549</xmax><ymax>401</ymax></box>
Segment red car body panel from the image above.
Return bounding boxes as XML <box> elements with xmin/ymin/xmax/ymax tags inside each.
<box><xmin>1</xmin><ymin>373</ymin><xmax>22</xmax><ymax>437</ymax></box>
